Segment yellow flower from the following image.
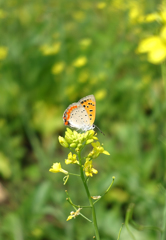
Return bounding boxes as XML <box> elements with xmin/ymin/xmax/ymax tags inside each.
<box><xmin>73</xmin><ymin>56</ymin><xmax>87</xmax><ymax>67</ymax></box>
<box><xmin>52</xmin><ymin>62</ymin><xmax>65</xmax><ymax>75</ymax></box>
<box><xmin>0</xmin><ymin>46</ymin><xmax>8</xmax><ymax>60</ymax></box>
<box><xmin>49</xmin><ymin>162</ymin><xmax>68</xmax><ymax>174</ymax></box>
<box><xmin>128</xmin><ymin>1</ymin><xmax>143</xmax><ymax>23</ymax></box>
<box><xmin>137</xmin><ymin>32</ymin><xmax>166</xmax><ymax>64</ymax></box>
<box><xmin>97</xmin><ymin>2</ymin><xmax>106</xmax><ymax>9</ymax></box>
<box><xmin>40</xmin><ymin>42</ymin><xmax>61</xmax><ymax>55</ymax></box>
<box><xmin>83</xmin><ymin>159</ymin><xmax>98</xmax><ymax>177</ymax></box>
<box><xmin>88</xmin><ymin>141</ymin><xmax>110</xmax><ymax>159</ymax></box>
<box><xmin>65</xmin><ymin>152</ymin><xmax>79</xmax><ymax>165</ymax></box>
<box><xmin>66</xmin><ymin>208</ymin><xmax>82</xmax><ymax>221</ymax></box>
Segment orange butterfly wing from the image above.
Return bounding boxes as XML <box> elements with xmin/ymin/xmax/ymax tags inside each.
<box><xmin>79</xmin><ymin>95</ymin><xmax>96</xmax><ymax>126</ymax></box>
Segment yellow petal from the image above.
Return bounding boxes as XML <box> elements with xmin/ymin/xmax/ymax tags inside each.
<box><xmin>49</xmin><ymin>162</ymin><xmax>61</xmax><ymax>173</ymax></box>
<box><xmin>65</xmin><ymin>159</ymin><xmax>72</xmax><ymax>165</ymax></box>
<box><xmin>143</xmin><ymin>13</ymin><xmax>159</xmax><ymax>22</ymax></box>
<box><xmin>66</xmin><ymin>215</ymin><xmax>73</xmax><ymax>221</ymax></box>
<box><xmin>148</xmin><ymin>47</ymin><xmax>166</xmax><ymax>64</ymax></box>
<box><xmin>103</xmin><ymin>150</ymin><xmax>110</xmax><ymax>155</ymax></box>
<box><xmin>92</xmin><ymin>168</ymin><xmax>98</xmax><ymax>174</ymax></box>
<box><xmin>137</xmin><ymin>36</ymin><xmax>162</xmax><ymax>53</ymax></box>
<box><xmin>68</xmin><ymin>152</ymin><xmax>72</xmax><ymax>159</ymax></box>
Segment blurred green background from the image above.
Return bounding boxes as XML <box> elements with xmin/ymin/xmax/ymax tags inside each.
<box><xmin>0</xmin><ymin>0</ymin><xmax>166</xmax><ymax>239</ymax></box>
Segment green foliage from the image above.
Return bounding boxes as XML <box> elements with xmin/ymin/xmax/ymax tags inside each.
<box><xmin>0</xmin><ymin>0</ymin><xmax>166</xmax><ymax>239</ymax></box>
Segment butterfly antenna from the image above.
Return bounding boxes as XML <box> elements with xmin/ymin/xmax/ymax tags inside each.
<box><xmin>94</xmin><ymin>125</ymin><xmax>105</xmax><ymax>136</ymax></box>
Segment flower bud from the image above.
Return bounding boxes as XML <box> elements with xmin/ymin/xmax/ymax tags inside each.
<box><xmin>70</xmin><ymin>143</ymin><xmax>77</xmax><ymax>148</ymax></box>
<box><xmin>58</xmin><ymin>136</ymin><xmax>69</xmax><ymax>148</ymax></box>
<box><xmin>66</xmin><ymin>128</ymin><xmax>73</xmax><ymax>134</ymax></box>
<box><xmin>77</xmin><ymin>143</ymin><xmax>82</xmax><ymax>148</ymax></box>
<box><xmin>86</xmin><ymin>139</ymin><xmax>94</xmax><ymax>145</ymax></box>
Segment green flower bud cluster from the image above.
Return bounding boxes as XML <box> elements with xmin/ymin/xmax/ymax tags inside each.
<box><xmin>59</xmin><ymin>128</ymin><xmax>98</xmax><ymax>152</ymax></box>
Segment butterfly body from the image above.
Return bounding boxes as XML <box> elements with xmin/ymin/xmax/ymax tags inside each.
<box><xmin>63</xmin><ymin>95</ymin><xmax>96</xmax><ymax>131</ymax></box>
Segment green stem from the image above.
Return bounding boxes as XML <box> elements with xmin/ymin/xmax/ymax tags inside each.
<box><xmin>161</xmin><ymin>60</ymin><xmax>166</xmax><ymax>96</ymax></box>
<box><xmin>78</xmin><ymin>151</ymin><xmax>100</xmax><ymax>240</ymax></box>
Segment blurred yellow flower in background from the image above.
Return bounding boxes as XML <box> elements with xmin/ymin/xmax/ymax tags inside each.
<box><xmin>137</xmin><ymin>25</ymin><xmax>166</xmax><ymax>64</ymax></box>
<box><xmin>95</xmin><ymin>90</ymin><xmax>107</xmax><ymax>100</ymax></box>
<box><xmin>0</xmin><ymin>9</ymin><xmax>6</xmax><ymax>18</ymax></box>
<box><xmin>111</xmin><ymin>0</ymin><xmax>127</xmax><ymax>10</ymax></box>
<box><xmin>79</xmin><ymin>38</ymin><xmax>92</xmax><ymax>50</ymax></box>
<box><xmin>40</xmin><ymin>42</ymin><xmax>61</xmax><ymax>55</ymax></box>
<box><xmin>52</xmin><ymin>62</ymin><xmax>65</xmax><ymax>75</ymax></box>
<box><xmin>96</xmin><ymin>2</ymin><xmax>107</xmax><ymax>9</ymax></box>
<box><xmin>73</xmin><ymin>56</ymin><xmax>87</xmax><ymax>67</ymax></box>
<box><xmin>129</xmin><ymin>1</ymin><xmax>143</xmax><ymax>23</ymax></box>
<box><xmin>0</xmin><ymin>47</ymin><xmax>8</xmax><ymax>60</ymax></box>
<box><xmin>72</xmin><ymin>11</ymin><xmax>85</xmax><ymax>21</ymax></box>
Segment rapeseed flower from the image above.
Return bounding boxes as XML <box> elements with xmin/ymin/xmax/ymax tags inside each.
<box><xmin>83</xmin><ymin>159</ymin><xmax>98</xmax><ymax>177</ymax></box>
<box><xmin>137</xmin><ymin>25</ymin><xmax>166</xmax><ymax>64</ymax></box>
<box><xmin>49</xmin><ymin>163</ymin><xmax>68</xmax><ymax>174</ymax></box>
<box><xmin>65</xmin><ymin>152</ymin><xmax>79</xmax><ymax>165</ymax></box>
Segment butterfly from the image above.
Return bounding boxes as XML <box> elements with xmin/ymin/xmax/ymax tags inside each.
<box><xmin>63</xmin><ymin>95</ymin><xmax>96</xmax><ymax>132</ymax></box>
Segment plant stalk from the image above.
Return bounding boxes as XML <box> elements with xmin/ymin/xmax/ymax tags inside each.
<box><xmin>78</xmin><ymin>152</ymin><xmax>100</xmax><ymax>240</ymax></box>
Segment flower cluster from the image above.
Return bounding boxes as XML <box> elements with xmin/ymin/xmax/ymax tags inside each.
<box><xmin>50</xmin><ymin>128</ymin><xmax>110</xmax><ymax>178</ymax></box>
<box><xmin>59</xmin><ymin>128</ymin><xmax>98</xmax><ymax>152</ymax></box>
